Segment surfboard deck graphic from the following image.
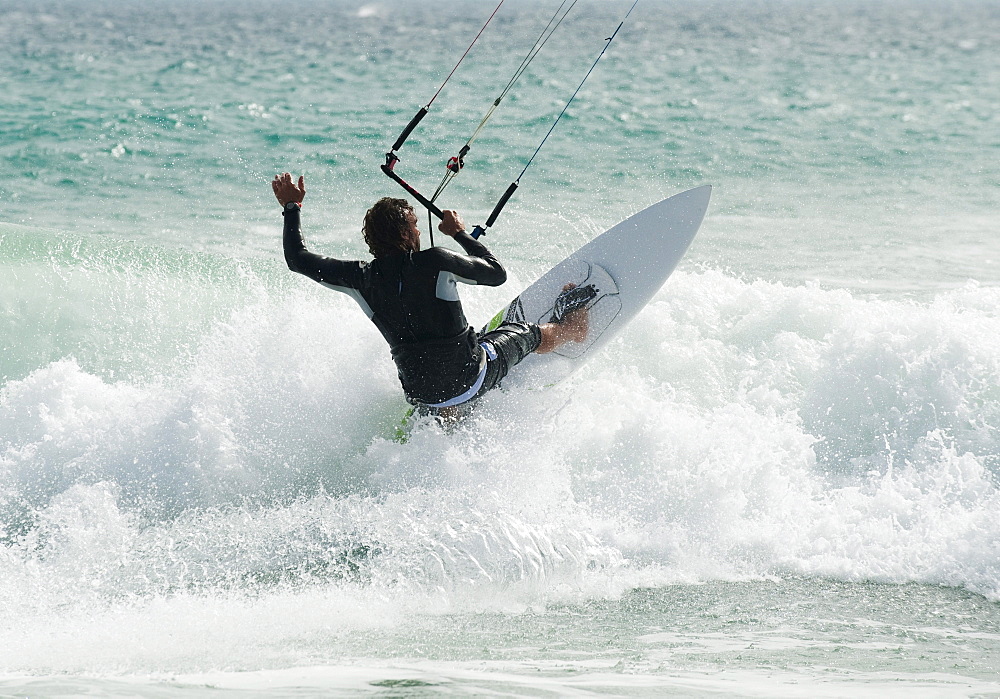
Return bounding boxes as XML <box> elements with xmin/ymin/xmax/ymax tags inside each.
<box><xmin>486</xmin><ymin>260</ymin><xmax>622</xmax><ymax>360</ymax></box>
<box><xmin>482</xmin><ymin>185</ymin><xmax>712</xmax><ymax>387</ymax></box>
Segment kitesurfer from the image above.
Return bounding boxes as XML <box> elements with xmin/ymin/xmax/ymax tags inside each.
<box><xmin>273</xmin><ymin>172</ymin><xmax>590</xmax><ymax>418</ymax></box>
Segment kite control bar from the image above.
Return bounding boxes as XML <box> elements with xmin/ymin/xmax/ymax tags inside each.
<box><xmin>379</xmin><ymin>1</ymin><xmax>507</xmax><ymax>231</ymax></box>
<box><xmin>381</xmin><ymin>152</ymin><xmax>444</xmax><ymax>220</ymax></box>
<box><xmin>382</xmin><ymin>148</ymin><xmax>513</xmax><ymax>239</ymax></box>
<box><xmin>380</xmin><ymin>0</ymin><xmax>640</xmax><ymax>240</ymax></box>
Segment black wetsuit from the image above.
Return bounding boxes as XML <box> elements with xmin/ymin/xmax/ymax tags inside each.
<box><xmin>282</xmin><ymin>205</ymin><xmax>538</xmax><ymax>407</ymax></box>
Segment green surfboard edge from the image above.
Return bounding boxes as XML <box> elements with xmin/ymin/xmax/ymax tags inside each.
<box><xmin>485</xmin><ymin>309</ymin><xmax>505</xmax><ymax>333</ymax></box>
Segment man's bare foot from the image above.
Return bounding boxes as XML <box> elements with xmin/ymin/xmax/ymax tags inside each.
<box><xmin>537</xmin><ymin>284</ymin><xmax>591</xmax><ymax>353</ymax></box>
<box><xmin>561</xmin><ymin>307</ymin><xmax>589</xmax><ymax>343</ymax></box>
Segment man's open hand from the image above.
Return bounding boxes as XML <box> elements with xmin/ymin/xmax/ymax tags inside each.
<box><xmin>272</xmin><ymin>172</ymin><xmax>306</xmax><ymax>206</ymax></box>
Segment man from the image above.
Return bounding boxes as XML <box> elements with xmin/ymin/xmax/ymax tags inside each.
<box><xmin>272</xmin><ymin>172</ymin><xmax>588</xmax><ymax>417</ymax></box>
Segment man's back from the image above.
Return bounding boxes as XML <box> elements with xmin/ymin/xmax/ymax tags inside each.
<box><xmin>281</xmin><ymin>203</ymin><xmax>506</xmax><ymax>403</ymax></box>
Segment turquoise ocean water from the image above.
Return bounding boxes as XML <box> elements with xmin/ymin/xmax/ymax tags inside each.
<box><xmin>2</xmin><ymin>0</ymin><xmax>1000</xmax><ymax>695</ymax></box>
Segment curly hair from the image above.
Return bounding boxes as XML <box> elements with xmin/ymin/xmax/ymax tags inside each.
<box><xmin>363</xmin><ymin>197</ymin><xmax>418</xmax><ymax>257</ymax></box>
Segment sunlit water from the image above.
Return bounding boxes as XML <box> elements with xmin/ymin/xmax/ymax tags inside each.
<box><xmin>2</xmin><ymin>0</ymin><xmax>999</xmax><ymax>695</ymax></box>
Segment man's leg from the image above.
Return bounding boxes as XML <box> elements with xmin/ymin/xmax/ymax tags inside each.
<box><xmin>413</xmin><ymin>303</ymin><xmax>589</xmax><ymax>420</ymax></box>
<box><xmin>475</xmin><ymin>299</ymin><xmax>590</xmax><ymax>397</ymax></box>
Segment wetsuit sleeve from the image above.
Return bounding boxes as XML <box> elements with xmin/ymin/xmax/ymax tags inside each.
<box><xmin>282</xmin><ymin>206</ymin><xmax>362</xmax><ymax>287</ymax></box>
<box><xmin>431</xmin><ymin>230</ymin><xmax>507</xmax><ymax>286</ymax></box>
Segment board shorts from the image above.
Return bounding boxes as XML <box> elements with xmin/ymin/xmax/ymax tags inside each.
<box><xmin>416</xmin><ymin>321</ymin><xmax>541</xmax><ymax>417</ymax></box>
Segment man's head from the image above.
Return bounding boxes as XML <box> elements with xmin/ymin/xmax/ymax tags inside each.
<box><xmin>363</xmin><ymin>197</ymin><xmax>420</xmax><ymax>257</ymax></box>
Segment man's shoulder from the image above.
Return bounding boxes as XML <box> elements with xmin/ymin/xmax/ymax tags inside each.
<box><xmin>413</xmin><ymin>246</ymin><xmax>459</xmax><ymax>267</ymax></box>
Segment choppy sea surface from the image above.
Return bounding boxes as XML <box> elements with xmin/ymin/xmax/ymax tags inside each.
<box><xmin>2</xmin><ymin>0</ymin><xmax>999</xmax><ymax>695</ymax></box>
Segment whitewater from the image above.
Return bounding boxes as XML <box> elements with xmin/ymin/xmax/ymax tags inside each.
<box><xmin>2</xmin><ymin>0</ymin><xmax>999</xmax><ymax>695</ymax></box>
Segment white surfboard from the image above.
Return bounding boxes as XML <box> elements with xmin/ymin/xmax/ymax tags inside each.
<box><xmin>482</xmin><ymin>185</ymin><xmax>712</xmax><ymax>385</ymax></box>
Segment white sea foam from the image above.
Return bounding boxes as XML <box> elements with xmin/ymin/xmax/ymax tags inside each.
<box><xmin>2</xmin><ymin>252</ymin><xmax>998</xmax><ymax>639</ymax></box>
